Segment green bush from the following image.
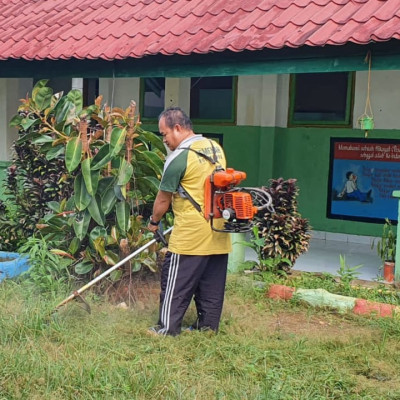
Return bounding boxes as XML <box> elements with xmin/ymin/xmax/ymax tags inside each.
<box><xmin>1</xmin><ymin>80</ymin><xmax>167</xmax><ymax>286</ymax></box>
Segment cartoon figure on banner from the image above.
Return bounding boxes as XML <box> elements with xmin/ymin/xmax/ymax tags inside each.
<box><xmin>337</xmin><ymin>171</ymin><xmax>372</xmax><ymax>202</ymax></box>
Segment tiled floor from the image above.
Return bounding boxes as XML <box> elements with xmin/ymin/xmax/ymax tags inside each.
<box><xmin>244</xmin><ymin>232</ymin><xmax>383</xmax><ymax>282</ymax></box>
<box><xmin>292</xmin><ymin>238</ymin><xmax>383</xmax><ymax>281</ymax></box>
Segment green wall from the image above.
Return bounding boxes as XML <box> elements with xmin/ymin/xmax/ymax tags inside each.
<box><xmin>272</xmin><ymin>127</ymin><xmax>400</xmax><ymax>236</ymax></box>
<box><xmin>144</xmin><ymin>122</ymin><xmax>400</xmax><ymax>237</ymax></box>
<box><xmin>142</xmin><ymin>122</ymin><xmax>275</xmax><ymax>186</ymax></box>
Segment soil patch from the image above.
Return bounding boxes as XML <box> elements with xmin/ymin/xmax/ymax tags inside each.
<box><xmin>104</xmin><ymin>268</ymin><xmax>161</xmax><ymax>309</ymax></box>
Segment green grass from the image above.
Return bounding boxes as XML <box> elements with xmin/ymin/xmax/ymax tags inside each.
<box><xmin>1</xmin><ymin>276</ymin><xmax>400</xmax><ymax>399</ymax></box>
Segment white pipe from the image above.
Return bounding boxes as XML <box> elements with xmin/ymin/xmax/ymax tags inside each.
<box><xmin>54</xmin><ymin>226</ymin><xmax>173</xmax><ymax>310</ymax></box>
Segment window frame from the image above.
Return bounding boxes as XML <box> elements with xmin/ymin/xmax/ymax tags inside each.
<box><xmin>288</xmin><ymin>72</ymin><xmax>355</xmax><ymax>128</ymax></box>
<box><xmin>139</xmin><ymin>77</ymin><xmax>166</xmax><ymax>122</ymax></box>
<box><xmin>190</xmin><ymin>76</ymin><xmax>238</xmax><ymax>125</ymax></box>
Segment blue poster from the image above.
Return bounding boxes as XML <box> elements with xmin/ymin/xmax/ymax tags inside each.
<box><xmin>327</xmin><ymin>138</ymin><xmax>400</xmax><ymax>223</ymax></box>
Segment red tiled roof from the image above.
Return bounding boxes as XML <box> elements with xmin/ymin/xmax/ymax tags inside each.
<box><xmin>0</xmin><ymin>0</ymin><xmax>399</xmax><ymax>61</ymax></box>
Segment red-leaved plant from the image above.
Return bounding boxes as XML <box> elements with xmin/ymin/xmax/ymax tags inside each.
<box><xmin>255</xmin><ymin>178</ymin><xmax>311</xmax><ymax>272</ymax></box>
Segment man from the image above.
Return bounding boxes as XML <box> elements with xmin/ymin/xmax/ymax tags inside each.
<box><xmin>147</xmin><ymin>107</ymin><xmax>231</xmax><ymax>336</ymax></box>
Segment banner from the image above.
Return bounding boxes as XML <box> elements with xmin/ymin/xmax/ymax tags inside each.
<box><xmin>327</xmin><ymin>138</ymin><xmax>400</xmax><ymax>223</ymax></box>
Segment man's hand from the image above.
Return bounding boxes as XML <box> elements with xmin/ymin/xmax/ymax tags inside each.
<box><xmin>148</xmin><ymin>216</ymin><xmax>160</xmax><ymax>233</ymax></box>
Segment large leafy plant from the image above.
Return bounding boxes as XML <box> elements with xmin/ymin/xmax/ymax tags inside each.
<box><xmin>4</xmin><ymin>80</ymin><xmax>167</xmax><ymax>280</ymax></box>
<box><xmin>254</xmin><ymin>178</ymin><xmax>311</xmax><ymax>272</ymax></box>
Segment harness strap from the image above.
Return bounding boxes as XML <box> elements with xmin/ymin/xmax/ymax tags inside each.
<box><xmin>177</xmin><ymin>140</ymin><xmax>221</xmax><ymax>214</ymax></box>
<box><xmin>179</xmin><ymin>139</ymin><xmax>218</xmax><ymax>165</ymax></box>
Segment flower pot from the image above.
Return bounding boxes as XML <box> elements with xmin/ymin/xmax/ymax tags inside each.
<box><xmin>358</xmin><ymin>116</ymin><xmax>374</xmax><ymax>130</ymax></box>
<box><xmin>383</xmin><ymin>261</ymin><xmax>395</xmax><ymax>283</ymax></box>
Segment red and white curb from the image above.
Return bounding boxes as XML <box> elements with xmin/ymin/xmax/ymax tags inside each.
<box><xmin>267</xmin><ymin>284</ymin><xmax>400</xmax><ymax>318</ymax></box>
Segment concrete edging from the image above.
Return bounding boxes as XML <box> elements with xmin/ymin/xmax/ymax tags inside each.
<box><xmin>267</xmin><ymin>284</ymin><xmax>399</xmax><ymax>318</ymax></box>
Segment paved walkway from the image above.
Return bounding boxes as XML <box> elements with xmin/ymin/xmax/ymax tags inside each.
<box><xmin>245</xmin><ymin>232</ymin><xmax>383</xmax><ymax>282</ymax></box>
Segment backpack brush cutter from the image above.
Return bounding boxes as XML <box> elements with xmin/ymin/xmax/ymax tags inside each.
<box><xmin>179</xmin><ymin>141</ymin><xmax>274</xmax><ymax>233</ymax></box>
<box><xmin>203</xmin><ymin>166</ymin><xmax>274</xmax><ymax>233</ymax></box>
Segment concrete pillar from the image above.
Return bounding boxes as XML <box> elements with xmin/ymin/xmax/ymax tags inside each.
<box><xmin>164</xmin><ymin>78</ymin><xmax>190</xmax><ymax>114</ymax></box>
<box><xmin>98</xmin><ymin>78</ymin><xmax>140</xmax><ymax>109</ymax></box>
<box><xmin>0</xmin><ymin>78</ymin><xmax>33</xmax><ymax>161</ymax></box>
<box><xmin>71</xmin><ymin>77</ymin><xmax>84</xmax><ymax>92</ymax></box>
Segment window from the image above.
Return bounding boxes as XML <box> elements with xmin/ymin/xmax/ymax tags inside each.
<box><xmin>288</xmin><ymin>72</ymin><xmax>354</xmax><ymax>126</ymax></box>
<box><xmin>32</xmin><ymin>78</ymin><xmax>98</xmax><ymax>107</ymax></box>
<box><xmin>190</xmin><ymin>76</ymin><xmax>236</xmax><ymax>122</ymax></box>
<box><xmin>82</xmin><ymin>79</ymin><xmax>99</xmax><ymax>106</ymax></box>
<box><xmin>140</xmin><ymin>78</ymin><xmax>165</xmax><ymax>119</ymax></box>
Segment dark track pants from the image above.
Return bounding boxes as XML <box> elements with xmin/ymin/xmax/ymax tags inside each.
<box><xmin>156</xmin><ymin>252</ymin><xmax>229</xmax><ymax>336</ymax></box>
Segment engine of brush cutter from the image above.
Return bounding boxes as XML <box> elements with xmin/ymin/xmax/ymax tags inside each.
<box><xmin>204</xmin><ymin>167</ymin><xmax>273</xmax><ymax>233</ymax></box>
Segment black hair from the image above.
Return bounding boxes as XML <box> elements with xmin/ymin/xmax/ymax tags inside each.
<box><xmin>158</xmin><ymin>107</ymin><xmax>193</xmax><ymax>131</ymax></box>
<box><xmin>346</xmin><ymin>171</ymin><xmax>353</xmax><ymax>179</ymax></box>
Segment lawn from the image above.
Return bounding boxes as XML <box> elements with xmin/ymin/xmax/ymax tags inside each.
<box><xmin>1</xmin><ymin>274</ymin><xmax>400</xmax><ymax>399</ymax></box>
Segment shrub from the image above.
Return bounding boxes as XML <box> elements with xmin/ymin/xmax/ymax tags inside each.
<box><xmin>254</xmin><ymin>177</ymin><xmax>311</xmax><ymax>272</ymax></box>
<box><xmin>1</xmin><ymin>80</ymin><xmax>167</xmax><ymax>284</ymax></box>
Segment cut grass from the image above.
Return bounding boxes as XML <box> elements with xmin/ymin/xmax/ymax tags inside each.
<box><xmin>1</xmin><ymin>275</ymin><xmax>400</xmax><ymax>399</ymax></box>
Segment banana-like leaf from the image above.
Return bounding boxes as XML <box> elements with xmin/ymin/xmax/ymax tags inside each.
<box><xmin>50</xmin><ymin>249</ymin><xmax>75</xmax><ymax>260</ymax></box>
<box><xmin>74</xmin><ymin>173</ymin><xmax>92</xmax><ymax>211</ymax></box>
<box><xmin>110</xmin><ymin>269</ymin><xmax>123</xmax><ymax>281</ymax></box>
<box><xmin>73</xmin><ymin>209</ymin><xmax>91</xmax><ymax>240</ymax></box>
<box><xmin>9</xmin><ymin>114</ymin><xmax>23</xmax><ymax>127</ymax></box>
<box><xmin>33</xmin><ymin>87</ymin><xmax>53</xmax><ymax>111</ymax></box>
<box><xmin>117</xmin><ymin>157</ymin><xmax>133</xmax><ymax>186</ymax></box>
<box><xmin>91</xmin><ymin>144</ymin><xmax>111</xmax><ymax>170</ymax></box>
<box><xmin>131</xmin><ymin>160</ymin><xmax>153</xmax><ymax>176</ymax></box>
<box><xmin>32</xmin><ymin>79</ymin><xmax>49</xmax><ymax>92</ymax></box>
<box><xmin>15</xmin><ymin>131</ymin><xmax>40</xmax><ymax>144</ymax></box>
<box><xmin>135</xmin><ymin>176</ymin><xmax>161</xmax><ymax>196</ymax></box>
<box><xmin>114</xmin><ymin>184</ymin><xmax>126</xmax><ymax>201</ymax></box>
<box><xmin>66</xmin><ymin>136</ymin><xmax>82</xmax><ymax>173</ymax></box>
<box><xmin>68</xmin><ymin>237</ymin><xmax>81</xmax><ymax>255</ymax></box>
<box><xmin>109</xmin><ymin>226</ymin><xmax>118</xmax><ymax>245</ymax></box>
<box><xmin>132</xmin><ymin>261</ymin><xmax>142</xmax><ymax>272</ymax></box>
<box><xmin>136</xmin><ymin>150</ymin><xmax>164</xmax><ymax>177</ymax></box>
<box><xmin>103</xmin><ymin>250</ymin><xmax>119</xmax><ymax>266</ymax></box>
<box><xmin>67</xmin><ymin>89</ymin><xmax>83</xmax><ymax>113</ymax></box>
<box><xmin>97</xmin><ymin>176</ymin><xmax>115</xmax><ymax>194</ymax></box>
<box><xmin>47</xmin><ymin>201</ymin><xmax>61</xmax><ymax>213</ymax></box>
<box><xmin>116</xmin><ymin>201</ymin><xmax>130</xmax><ymax>234</ymax></box>
<box><xmin>46</xmin><ymin>144</ymin><xmax>64</xmax><ymax>161</ymax></box>
<box><xmin>141</xmin><ymin>257</ymin><xmax>158</xmax><ymax>272</ymax></box>
<box><xmin>92</xmin><ymin>237</ymin><xmax>106</xmax><ymax>258</ymax></box>
<box><xmin>19</xmin><ymin>118</ymin><xmax>38</xmax><ymax>131</ymax></box>
<box><xmin>137</xmin><ymin>127</ymin><xmax>167</xmax><ymax>154</ymax></box>
<box><xmin>101</xmin><ymin>183</ymin><xmax>117</xmax><ymax>215</ymax></box>
<box><xmin>89</xmin><ymin>226</ymin><xmax>108</xmax><ymax>243</ymax></box>
<box><xmin>54</xmin><ymin>97</ymin><xmax>75</xmax><ymax>125</ymax></box>
<box><xmin>88</xmin><ymin>194</ymin><xmax>105</xmax><ymax>226</ymax></box>
<box><xmin>32</xmin><ymin>135</ymin><xmax>54</xmax><ymax>144</ymax></box>
<box><xmin>50</xmin><ymin>92</ymin><xmax>63</xmax><ymax>109</ymax></box>
<box><xmin>120</xmin><ymin>185</ymin><xmax>127</xmax><ymax>199</ymax></box>
<box><xmin>110</xmin><ymin>127</ymin><xmax>127</xmax><ymax>157</ymax></box>
<box><xmin>81</xmin><ymin>158</ymin><xmax>100</xmax><ymax>196</ymax></box>
<box><xmin>75</xmin><ymin>260</ymin><xmax>94</xmax><ymax>275</ymax></box>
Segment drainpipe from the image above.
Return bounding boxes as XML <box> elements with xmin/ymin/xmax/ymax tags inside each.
<box><xmin>392</xmin><ymin>190</ymin><xmax>400</xmax><ymax>283</ymax></box>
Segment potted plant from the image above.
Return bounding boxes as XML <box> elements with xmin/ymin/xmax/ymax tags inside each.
<box><xmin>376</xmin><ymin>218</ymin><xmax>396</xmax><ymax>282</ymax></box>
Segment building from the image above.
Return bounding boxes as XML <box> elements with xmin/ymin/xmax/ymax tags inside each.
<box><xmin>1</xmin><ymin>0</ymin><xmax>400</xmax><ymax>238</ymax></box>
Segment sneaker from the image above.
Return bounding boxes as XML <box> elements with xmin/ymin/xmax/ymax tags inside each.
<box><xmin>182</xmin><ymin>326</ymin><xmax>195</xmax><ymax>333</ymax></box>
<box><xmin>147</xmin><ymin>326</ymin><xmax>166</xmax><ymax>336</ymax></box>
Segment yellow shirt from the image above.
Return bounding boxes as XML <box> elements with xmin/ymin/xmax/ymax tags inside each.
<box><xmin>160</xmin><ymin>135</ymin><xmax>231</xmax><ymax>255</ymax></box>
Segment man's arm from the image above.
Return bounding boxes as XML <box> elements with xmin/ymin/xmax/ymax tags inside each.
<box><xmin>147</xmin><ymin>190</ymin><xmax>173</xmax><ymax>232</ymax></box>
